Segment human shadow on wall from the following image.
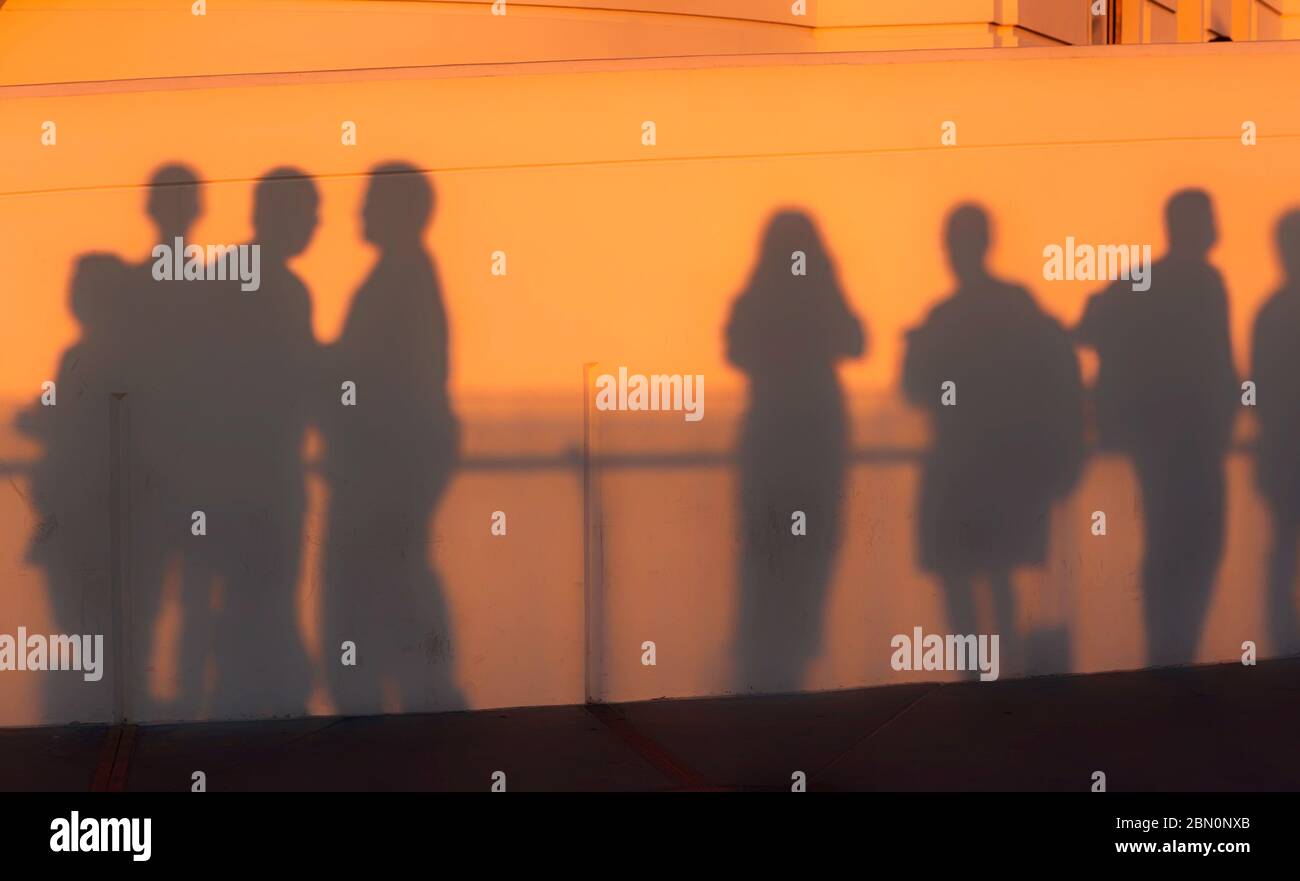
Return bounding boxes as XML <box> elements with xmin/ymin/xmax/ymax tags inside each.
<box><xmin>1074</xmin><ymin>189</ymin><xmax>1237</xmax><ymax>669</ymax></box>
<box><xmin>902</xmin><ymin>204</ymin><xmax>1084</xmax><ymax>677</ymax></box>
<box><xmin>320</xmin><ymin>162</ymin><xmax>464</xmax><ymax>715</ymax></box>
<box><xmin>198</xmin><ymin>168</ymin><xmax>319</xmax><ymax>718</ymax></box>
<box><xmin>1251</xmin><ymin>209</ymin><xmax>1300</xmax><ymax>657</ymax></box>
<box><xmin>19</xmin><ymin>163</ymin><xmax>329</xmax><ymax>720</ymax></box>
<box><xmin>15</xmin><ymin>252</ymin><xmax>124</xmax><ymax>721</ymax></box>
<box><xmin>726</xmin><ymin>210</ymin><xmax>866</xmax><ymax>694</ymax></box>
<box><xmin>16</xmin><ymin>163</ymin><xmax>216</xmax><ymax>720</ymax></box>
<box><xmin>121</xmin><ymin>163</ymin><xmax>221</xmax><ymax>720</ymax></box>
<box><xmin>22</xmin><ymin>161</ymin><xmax>466</xmax><ymax>723</ymax></box>
<box><xmin>125</xmin><ymin>165</ymin><xmax>324</xmax><ymax>720</ymax></box>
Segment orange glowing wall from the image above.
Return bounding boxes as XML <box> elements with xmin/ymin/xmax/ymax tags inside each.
<box><xmin>0</xmin><ymin>0</ymin><xmax>1105</xmax><ymax>87</ymax></box>
<box><xmin>2</xmin><ymin>1</ymin><xmax>1300</xmax><ymax>725</ymax></box>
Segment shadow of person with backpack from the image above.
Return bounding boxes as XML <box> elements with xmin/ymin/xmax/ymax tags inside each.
<box><xmin>903</xmin><ymin>203</ymin><xmax>1084</xmax><ymax>676</ymax></box>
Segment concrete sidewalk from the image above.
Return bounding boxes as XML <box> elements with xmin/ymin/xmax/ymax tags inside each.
<box><xmin>4</xmin><ymin>658</ymin><xmax>1298</xmax><ymax>791</ymax></box>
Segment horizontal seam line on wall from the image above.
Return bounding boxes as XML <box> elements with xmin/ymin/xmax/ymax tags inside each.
<box><xmin>0</xmin><ymin>133</ymin><xmax>1290</xmax><ymax>200</ymax></box>
<box><xmin>0</xmin><ymin>445</ymin><xmax>1265</xmax><ymax>476</ymax></box>
<box><xmin>2</xmin><ymin>40</ymin><xmax>1297</xmax><ymax>95</ymax></box>
<box><xmin>0</xmin><ymin>1</ymin><xmax>819</xmax><ymax>32</ymax></box>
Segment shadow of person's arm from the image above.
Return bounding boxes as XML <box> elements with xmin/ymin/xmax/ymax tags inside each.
<box><xmin>830</xmin><ymin>288</ymin><xmax>866</xmax><ymax>362</ymax></box>
<box><xmin>311</xmin><ymin>339</ymin><xmax>343</xmax><ymax>444</ymax></box>
<box><xmin>724</xmin><ymin>292</ymin><xmax>760</xmax><ymax>373</ymax></box>
<box><xmin>1043</xmin><ymin>315</ymin><xmax>1087</xmax><ymax>498</ymax></box>
<box><xmin>1072</xmin><ymin>286</ymin><xmax>1111</xmax><ymax>349</ymax></box>
<box><xmin>1249</xmin><ymin>299</ymin><xmax>1279</xmax><ymax>495</ymax></box>
<box><xmin>1206</xmin><ymin>270</ymin><xmax>1239</xmax><ymax>453</ymax></box>
<box><xmin>12</xmin><ymin>349</ymin><xmax>82</xmax><ymax>439</ymax></box>
<box><xmin>12</xmin><ymin>398</ymin><xmax>46</xmax><ymax>439</ymax></box>
<box><xmin>1250</xmin><ymin>296</ymin><xmax>1279</xmax><ymax>433</ymax></box>
<box><xmin>900</xmin><ymin>322</ymin><xmax>934</xmax><ymax>408</ymax></box>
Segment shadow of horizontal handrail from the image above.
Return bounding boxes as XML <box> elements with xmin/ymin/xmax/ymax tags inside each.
<box><xmin>0</xmin><ymin>442</ymin><xmax>1260</xmax><ymax>477</ymax></box>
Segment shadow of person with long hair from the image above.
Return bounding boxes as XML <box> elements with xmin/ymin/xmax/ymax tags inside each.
<box><xmin>1075</xmin><ymin>189</ymin><xmax>1237</xmax><ymax>668</ymax></box>
<box><xmin>726</xmin><ymin>210</ymin><xmax>865</xmax><ymax>694</ymax></box>
<box><xmin>201</xmin><ymin>168</ymin><xmax>320</xmax><ymax>718</ymax></box>
<box><xmin>321</xmin><ymin>162</ymin><xmax>464</xmax><ymax>715</ymax></box>
<box><xmin>1251</xmin><ymin>209</ymin><xmax>1300</xmax><ymax>657</ymax></box>
<box><xmin>902</xmin><ymin>204</ymin><xmax>1083</xmax><ymax>675</ymax></box>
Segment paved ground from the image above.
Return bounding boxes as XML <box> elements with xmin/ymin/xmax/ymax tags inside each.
<box><xmin>3</xmin><ymin>658</ymin><xmax>1298</xmax><ymax>791</ymax></box>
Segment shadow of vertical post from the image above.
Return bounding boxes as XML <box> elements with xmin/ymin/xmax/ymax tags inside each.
<box><xmin>108</xmin><ymin>392</ymin><xmax>130</xmax><ymax>724</ymax></box>
<box><xmin>582</xmin><ymin>362</ymin><xmax>604</xmax><ymax>704</ymax></box>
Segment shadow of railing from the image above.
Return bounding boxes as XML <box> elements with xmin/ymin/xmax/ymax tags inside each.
<box><xmin>0</xmin><ymin>441</ymin><xmax>1262</xmax><ymax>477</ymax></box>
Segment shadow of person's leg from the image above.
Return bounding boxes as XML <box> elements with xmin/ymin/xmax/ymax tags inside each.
<box><xmin>173</xmin><ymin>556</ymin><xmax>214</xmax><ymax>719</ymax></box>
<box><xmin>988</xmin><ymin>568</ymin><xmax>1018</xmax><ymax>673</ymax></box>
<box><xmin>1267</xmin><ymin>512</ymin><xmax>1300</xmax><ymax>656</ymax></box>
<box><xmin>941</xmin><ymin>573</ymin><xmax>982</xmax><ymax>681</ymax></box>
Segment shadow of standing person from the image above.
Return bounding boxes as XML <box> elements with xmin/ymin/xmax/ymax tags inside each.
<box><xmin>20</xmin><ymin>164</ymin><xmax>223</xmax><ymax>720</ymax></box>
<box><xmin>1075</xmin><ymin>189</ymin><xmax>1237</xmax><ymax>668</ymax></box>
<box><xmin>203</xmin><ymin>168</ymin><xmax>320</xmax><ymax>718</ymax></box>
<box><xmin>322</xmin><ymin>163</ymin><xmax>464</xmax><ymax>715</ymax></box>
<box><xmin>1251</xmin><ymin>209</ymin><xmax>1300</xmax><ymax>657</ymax></box>
<box><xmin>15</xmin><ymin>252</ymin><xmax>129</xmax><ymax>721</ymax></box>
<box><xmin>127</xmin><ymin>164</ymin><xmax>216</xmax><ymax>719</ymax></box>
<box><xmin>902</xmin><ymin>204</ymin><xmax>1083</xmax><ymax>675</ymax></box>
<box><xmin>726</xmin><ymin>210</ymin><xmax>865</xmax><ymax>694</ymax></box>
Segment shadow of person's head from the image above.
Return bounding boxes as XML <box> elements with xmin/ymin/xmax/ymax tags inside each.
<box><xmin>146</xmin><ymin>163</ymin><xmax>202</xmax><ymax>241</ymax></box>
<box><xmin>362</xmin><ymin>162</ymin><xmax>434</xmax><ymax>251</ymax></box>
<box><xmin>944</xmin><ymin>202</ymin><xmax>991</xmax><ymax>286</ymax></box>
<box><xmin>752</xmin><ymin>209</ymin><xmax>833</xmax><ymax>285</ymax></box>
<box><xmin>253</xmin><ymin>167</ymin><xmax>319</xmax><ymax>259</ymax></box>
<box><xmin>69</xmin><ymin>254</ymin><xmax>124</xmax><ymax>337</ymax></box>
<box><xmin>1165</xmin><ymin>188</ymin><xmax>1217</xmax><ymax>259</ymax></box>
<box><xmin>1275</xmin><ymin>208</ymin><xmax>1300</xmax><ymax>285</ymax></box>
